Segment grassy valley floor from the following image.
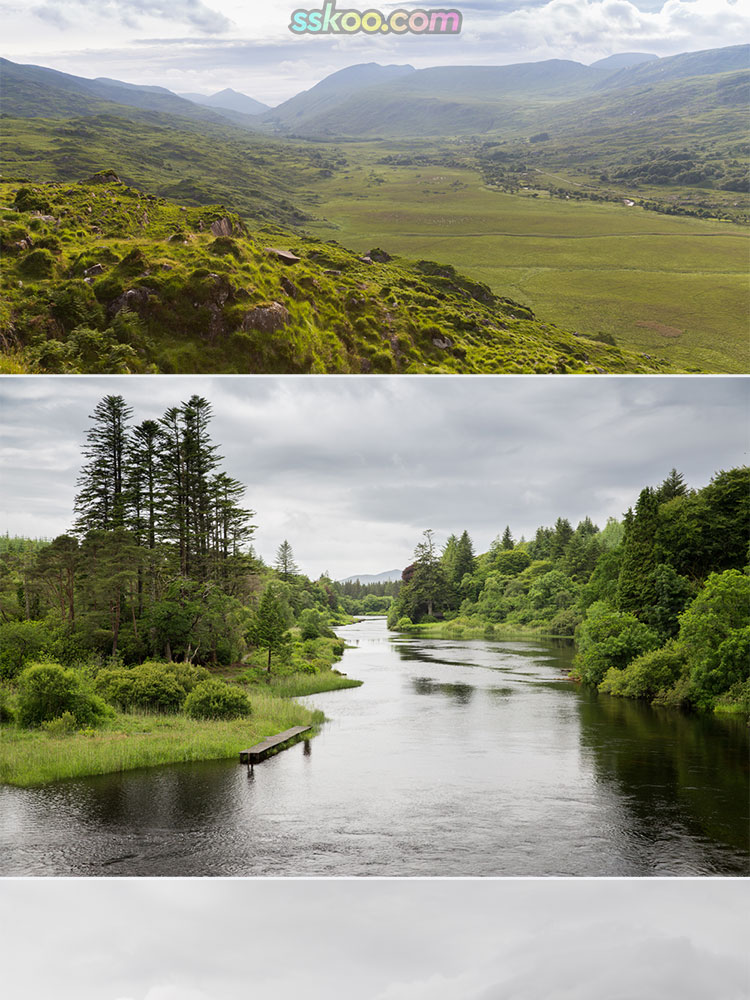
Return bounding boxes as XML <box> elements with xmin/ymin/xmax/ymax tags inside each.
<box><xmin>309</xmin><ymin>150</ymin><xmax>749</xmax><ymax>372</ymax></box>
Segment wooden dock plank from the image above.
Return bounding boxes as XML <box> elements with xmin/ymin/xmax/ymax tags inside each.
<box><xmin>239</xmin><ymin>726</ymin><xmax>311</xmax><ymax>765</ymax></box>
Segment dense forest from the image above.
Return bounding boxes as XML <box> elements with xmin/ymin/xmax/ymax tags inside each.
<box><xmin>0</xmin><ymin>395</ymin><xmax>360</xmax><ymax>744</ymax></box>
<box><xmin>388</xmin><ymin>467</ymin><xmax>750</xmax><ymax>715</ymax></box>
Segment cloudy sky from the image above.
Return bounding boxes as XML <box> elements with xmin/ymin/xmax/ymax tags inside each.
<box><xmin>1</xmin><ymin>0</ymin><xmax>748</xmax><ymax>103</ymax></box>
<box><xmin>0</xmin><ymin>878</ymin><xmax>748</xmax><ymax>999</ymax></box>
<box><xmin>0</xmin><ymin>375</ymin><xmax>747</xmax><ymax>580</ymax></box>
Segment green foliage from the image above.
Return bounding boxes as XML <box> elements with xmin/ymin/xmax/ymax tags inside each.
<box><xmin>17</xmin><ymin>661</ymin><xmax>108</xmax><ymax>728</ymax></box>
<box><xmin>298</xmin><ymin>608</ymin><xmax>330</xmax><ymax>640</ymax></box>
<box><xmin>0</xmin><ymin>620</ymin><xmax>53</xmax><ymax>678</ymax></box>
<box><xmin>249</xmin><ymin>585</ymin><xmax>291</xmax><ymax>672</ymax></box>
<box><xmin>183</xmin><ymin>678</ymin><xmax>252</xmax><ymax>720</ymax></box>
<box><xmin>95</xmin><ymin>662</ymin><xmax>190</xmax><ymax>712</ymax></box>
<box><xmin>599</xmin><ymin>640</ymin><xmax>688</xmax><ymax>700</ymax></box>
<box><xmin>574</xmin><ymin>602</ymin><xmax>661</xmax><ymax>686</ymax></box>
<box><xmin>18</xmin><ymin>247</ymin><xmax>56</xmax><ymax>278</ymax></box>
<box><xmin>0</xmin><ymin>686</ymin><xmax>15</xmax><ymax>723</ymax></box>
<box><xmin>678</xmin><ymin>570</ymin><xmax>750</xmax><ymax>708</ymax></box>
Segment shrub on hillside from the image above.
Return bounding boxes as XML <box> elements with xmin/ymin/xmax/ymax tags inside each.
<box><xmin>184</xmin><ymin>679</ymin><xmax>252</xmax><ymax>720</ymax></box>
<box><xmin>19</xmin><ymin>248</ymin><xmax>56</xmax><ymax>279</ymax></box>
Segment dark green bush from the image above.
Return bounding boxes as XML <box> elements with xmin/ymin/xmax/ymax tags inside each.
<box><xmin>0</xmin><ymin>620</ymin><xmax>53</xmax><ymax>679</ymax></box>
<box><xmin>13</xmin><ymin>187</ymin><xmax>52</xmax><ymax>213</ymax></box>
<box><xmin>599</xmin><ymin>641</ymin><xmax>688</xmax><ymax>701</ymax></box>
<box><xmin>50</xmin><ymin>281</ymin><xmax>105</xmax><ymax>332</ymax></box>
<box><xmin>17</xmin><ymin>661</ymin><xmax>108</xmax><ymax>728</ymax></box>
<box><xmin>96</xmin><ymin>662</ymin><xmax>187</xmax><ymax>712</ymax></box>
<box><xmin>184</xmin><ymin>679</ymin><xmax>252</xmax><ymax>720</ymax></box>
<box><xmin>19</xmin><ymin>248</ymin><xmax>56</xmax><ymax>279</ymax></box>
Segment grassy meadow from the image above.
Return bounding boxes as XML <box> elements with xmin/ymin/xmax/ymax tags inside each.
<box><xmin>309</xmin><ymin>148</ymin><xmax>749</xmax><ymax>372</ymax></box>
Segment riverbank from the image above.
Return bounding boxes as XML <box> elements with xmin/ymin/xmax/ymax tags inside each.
<box><xmin>398</xmin><ymin>619</ymin><xmax>569</xmax><ymax>642</ymax></box>
<box><xmin>0</xmin><ymin>668</ymin><xmax>362</xmax><ymax>787</ymax></box>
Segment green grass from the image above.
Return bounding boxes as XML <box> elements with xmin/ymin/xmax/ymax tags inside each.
<box><xmin>256</xmin><ymin>670</ymin><xmax>362</xmax><ymax>698</ymax></box>
<box><xmin>0</xmin><ymin>177</ymin><xmax>674</xmax><ymax>373</ymax></box>
<box><xmin>0</xmin><ymin>694</ymin><xmax>324</xmax><ymax>787</ymax></box>
<box><xmin>310</xmin><ymin>153</ymin><xmax>749</xmax><ymax>372</ymax></box>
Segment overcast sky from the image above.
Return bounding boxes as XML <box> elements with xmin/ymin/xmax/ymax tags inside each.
<box><xmin>1</xmin><ymin>0</ymin><xmax>748</xmax><ymax>103</ymax></box>
<box><xmin>0</xmin><ymin>878</ymin><xmax>748</xmax><ymax>999</ymax></box>
<box><xmin>0</xmin><ymin>375</ymin><xmax>747</xmax><ymax>580</ymax></box>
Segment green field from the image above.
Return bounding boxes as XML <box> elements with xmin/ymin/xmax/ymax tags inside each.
<box><xmin>309</xmin><ymin>152</ymin><xmax>749</xmax><ymax>372</ymax></box>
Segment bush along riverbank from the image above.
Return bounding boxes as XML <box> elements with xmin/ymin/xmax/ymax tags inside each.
<box><xmin>387</xmin><ymin>467</ymin><xmax>749</xmax><ymax>718</ymax></box>
<box><xmin>0</xmin><ymin>634</ymin><xmax>361</xmax><ymax>787</ymax></box>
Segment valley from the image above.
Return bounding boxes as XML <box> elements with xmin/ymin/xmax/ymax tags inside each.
<box><xmin>0</xmin><ymin>44</ymin><xmax>747</xmax><ymax>374</ymax></box>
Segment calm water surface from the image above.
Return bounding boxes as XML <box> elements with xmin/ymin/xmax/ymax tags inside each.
<box><xmin>1</xmin><ymin>617</ymin><xmax>747</xmax><ymax>876</ymax></box>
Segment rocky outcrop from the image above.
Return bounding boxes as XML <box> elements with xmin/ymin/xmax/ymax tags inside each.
<box><xmin>210</xmin><ymin>217</ymin><xmax>234</xmax><ymax>237</ymax></box>
<box><xmin>108</xmin><ymin>287</ymin><xmax>151</xmax><ymax>317</ymax></box>
<box><xmin>241</xmin><ymin>301</ymin><xmax>290</xmax><ymax>333</ymax></box>
<box><xmin>369</xmin><ymin>248</ymin><xmax>392</xmax><ymax>263</ymax></box>
<box><xmin>265</xmin><ymin>247</ymin><xmax>300</xmax><ymax>265</ymax></box>
<box><xmin>89</xmin><ymin>170</ymin><xmax>121</xmax><ymax>184</ymax></box>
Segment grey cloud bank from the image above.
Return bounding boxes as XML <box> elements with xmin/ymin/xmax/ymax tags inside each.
<box><xmin>0</xmin><ymin>879</ymin><xmax>747</xmax><ymax>999</ymax></box>
<box><xmin>0</xmin><ymin>376</ymin><xmax>747</xmax><ymax>580</ymax></box>
<box><xmin>3</xmin><ymin>0</ymin><xmax>749</xmax><ymax>103</ymax></box>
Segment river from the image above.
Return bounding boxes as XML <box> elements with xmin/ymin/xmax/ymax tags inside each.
<box><xmin>1</xmin><ymin>617</ymin><xmax>747</xmax><ymax>876</ymax></box>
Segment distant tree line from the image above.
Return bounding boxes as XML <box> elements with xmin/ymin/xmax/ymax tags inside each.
<box><xmin>388</xmin><ymin>467</ymin><xmax>750</xmax><ymax>714</ymax></box>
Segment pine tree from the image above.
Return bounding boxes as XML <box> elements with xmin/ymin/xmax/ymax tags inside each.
<box><xmin>250</xmin><ymin>585</ymin><xmax>290</xmax><ymax>672</ymax></box>
<box><xmin>656</xmin><ymin>468</ymin><xmax>688</xmax><ymax>503</ymax></box>
<box><xmin>275</xmin><ymin>540</ymin><xmax>298</xmax><ymax>580</ymax></box>
<box><xmin>617</xmin><ymin>488</ymin><xmax>660</xmax><ymax>615</ymax></box>
<box><xmin>74</xmin><ymin>395</ymin><xmax>133</xmax><ymax>534</ymax></box>
<box><xmin>501</xmin><ymin>526</ymin><xmax>514</xmax><ymax>550</ymax></box>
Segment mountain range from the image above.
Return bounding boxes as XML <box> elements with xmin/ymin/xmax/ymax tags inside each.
<box><xmin>2</xmin><ymin>44</ymin><xmax>747</xmax><ymax>140</ymax></box>
<box><xmin>339</xmin><ymin>570</ymin><xmax>403</xmax><ymax>584</ymax></box>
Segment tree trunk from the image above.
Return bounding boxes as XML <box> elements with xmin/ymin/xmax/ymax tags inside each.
<box><xmin>267</xmin><ymin>647</ymin><xmax>272</xmax><ymax>674</ymax></box>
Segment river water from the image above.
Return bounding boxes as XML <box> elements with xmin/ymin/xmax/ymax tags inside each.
<box><xmin>1</xmin><ymin>617</ymin><xmax>747</xmax><ymax>876</ymax></box>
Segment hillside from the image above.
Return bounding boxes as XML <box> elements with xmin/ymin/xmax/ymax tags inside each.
<box><xmin>0</xmin><ymin>177</ymin><xmax>675</xmax><ymax>375</ymax></box>
<box><xmin>0</xmin><ymin>58</ymin><xmax>262</xmax><ymax>130</ymax></box>
<box><xmin>0</xmin><ymin>113</ymin><xmax>341</xmax><ymax>227</ymax></box>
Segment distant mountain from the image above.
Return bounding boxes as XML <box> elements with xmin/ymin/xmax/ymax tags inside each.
<box><xmin>590</xmin><ymin>53</ymin><xmax>658</xmax><ymax>70</ymax></box>
<box><xmin>594</xmin><ymin>43</ymin><xmax>749</xmax><ymax>89</ymax></box>
<box><xmin>340</xmin><ymin>570</ymin><xmax>403</xmax><ymax>584</ymax></box>
<box><xmin>0</xmin><ymin>59</ymin><xmax>261</xmax><ymax>130</ymax></box>
<box><xmin>260</xmin><ymin>45</ymin><xmax>749</xmax><ymax>138</ymax></box>
<box><xmin>263</xmin><ymin>63</ymin><xmax>415</xmax><ymax>128</ymax></box>
<box><xmin>180</xmin><ymin>87</ymin><xmax>270</xmax><ymax>116</ymax></box>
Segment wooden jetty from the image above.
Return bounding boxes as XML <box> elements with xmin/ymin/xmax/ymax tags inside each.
<box><xmin>239</xmin><ymin>726</ymin><xmax>311</xmax><ymax>767</ymax></box>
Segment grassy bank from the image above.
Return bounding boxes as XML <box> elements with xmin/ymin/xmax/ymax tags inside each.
<box><xmin>0</xmin><ymin>691</ymin><xmax>326</xmax><ymax>787</ymax></box>
<box><xmin>400</xmin><ymin>620</ymin><xmax>567</xmax><ymax>642</ymax></box>
<box><xmin>1</xmin><ymin>633</ymin><xmax>363</xmax><ymax>786</ymax></box>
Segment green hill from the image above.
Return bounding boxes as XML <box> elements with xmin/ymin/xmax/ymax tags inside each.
<box><xmin>0</xmin><ymin>177</ymin><xmax>674</xmax><ymax>375</ymax></box>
